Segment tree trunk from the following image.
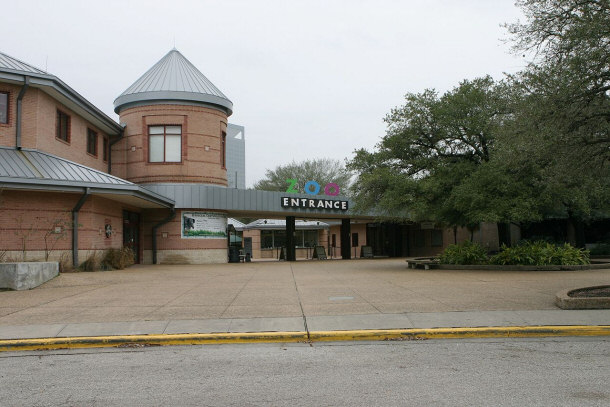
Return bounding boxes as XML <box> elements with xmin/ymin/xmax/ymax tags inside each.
<box><xmin>566</xmin><ymin>212</ymin><xmax>586</xmax><ymax>248</ymax></box>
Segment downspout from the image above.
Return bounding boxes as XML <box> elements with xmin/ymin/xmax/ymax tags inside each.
<box><xmin>152</xmin><ymin>206</ymin><xmax>176</xmax><ymax>265</ymax></box>
<box><xmin>108</xmin><ymin>125</ymin><xmax>125</xmax><ymax>174</ymax></box>
<box><xmin>15</xmin><ymin>76</ymin><xmax>30</xmax><ymax>150</ymax></box>
<box><xmin>72</xmin><ymin>188</ymin><xmax>91</xmax><ymax>268</ymax></box>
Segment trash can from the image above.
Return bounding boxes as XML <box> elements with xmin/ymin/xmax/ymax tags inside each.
<box><xmin>245</xmin><ymin>252</ymin><xmax>251</xmax><ymax>262</ymax></box>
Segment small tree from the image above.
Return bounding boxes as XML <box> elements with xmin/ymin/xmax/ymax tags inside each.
<box><xmin>41</xmin><ymin>213</ymin><xmax>71</xmax><ymax>261</ymax></box>
<box><xmin>13</xmin><ymin>214</ymin><xmax>36</xmax><ymax>262</ymax></box>
<box><xmin>254</xmin><ymin>158</ymin><xmax>353</xmax><ymax>195</ymax></box>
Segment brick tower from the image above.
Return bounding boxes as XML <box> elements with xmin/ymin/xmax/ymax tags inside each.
<box><xmin>113</xmin><ymin>49</ymin><xmax>233</xmax><ymax>186</ymax></box>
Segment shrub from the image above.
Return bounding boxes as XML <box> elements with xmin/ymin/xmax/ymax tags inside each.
<box><xmin>490</xmin><ymin>241</ymin><xmax>590</xmax><ymax>266</ymax></box>
<box><xmin>80</xmin><ymin>251</ymin><xmax>100</xmax><ymax>272</ymax></box>
<box><xmin>58</xmin><ymin>251</ymin><xmax>74</xmax><ymax>272</ymax></box>
<box><xmin>439</xmin><ymin>241</ymin><xmax>489</xmax><ymax>265</ymax></box>
<box><xmin>101</xmin><ymin>247</ymin><xmax>135</xmax><ymax>270</ymax></box>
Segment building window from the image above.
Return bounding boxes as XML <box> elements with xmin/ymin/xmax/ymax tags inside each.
<box><xmin>102</xmin><ymin>136</ymin><xmax>109</xmax><ymax>162</ymax></box>
<box><xmin>87</xmin><ymin>128</ymin><xmax>98</xmax><ymax>156</ymax></box>
<box><xmin>221</xmin><ymin>131</ymin><xmax>226</xmax><ymax>168</ymax></box>
<box><xmin>56</xmin><ymin>110</ymin><xmax>70</xmax><ymax>142</ymax></box>
<box><xmin>0</xmin><ymin>92</ymin><xmax>8</xmax><ymax>124</ymax></box>
<box><xmin>261</xmin><ymin>230</ymin><xmax>274</xmax><ymax>249</ymax></box>
<box><xmin>303</xmin><ymin>230</ymin><xmax>319</xmax><ymax>248</ymax></box>
<box><xmin>260</xmin><ymin>230</ymin><xmax>319</xmax><ymax>249</ymax></box>
<box><xmin>149</xmin><ymin>125</ymin><xmax>181</xmax><ymax>162</ymax></box>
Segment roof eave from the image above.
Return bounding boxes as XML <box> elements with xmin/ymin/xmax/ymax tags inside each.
<box><xmin>113</xmin><ymin>91</ymin><xmax>233</xmax><ymax>116</ymax></box>
<box><xmin>0</xmin><ymin>69</ymin><xmax>122</xmax><ymax>136</ymax></box>
<box><xmin>0</xmin><ymin>177</ymin><xmax>175</xmax><ymax>209</ymax></box>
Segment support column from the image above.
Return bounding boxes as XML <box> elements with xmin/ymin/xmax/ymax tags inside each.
<box><xmin>286</xmin><ymin>216</ymin><xmax>296</xmax><ymax>261</ymax></box>
<box><xmin>341</xmin><ymin>218</ymin><xmax>351</xmax><ymax>259</ymax></box>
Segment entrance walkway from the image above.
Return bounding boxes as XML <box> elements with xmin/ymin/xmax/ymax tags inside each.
<box><xmin>1</xmin><ymin>259</ymin><xmax>609</xmax><ymax>339</ymax></box>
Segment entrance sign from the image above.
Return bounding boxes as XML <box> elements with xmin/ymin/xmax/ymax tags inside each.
<box><xmin>285</xmin><ymin>179</ymin><xmax>341</xmax><ymax>197</ymax></box>
<box><xmin>281</xmin><ymin>197</ymin><xmax>348</xmax><ymax>211</ymax></box>
<box><xmin>182</xmin><ymin>211</ymin><xmax>227</xmax><ymax>239</ymax></box>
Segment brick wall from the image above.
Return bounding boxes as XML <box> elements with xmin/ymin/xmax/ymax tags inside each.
<box><xmin>116</xmin><ymin>104</ymin><xmax>228</xmax><ymax>185</ymax></box>
<box><xmin>329</xmin><ymin>223</ymin><xmax>367</xmax><ymax>259</ymax></box>
<box><xmin>0</xmin><ymin>190</ymin><xmax>133</xmax><ymax>264</ymax></box>
<box><xmin>141</xmin><ymin>208</ymin><xmax>229</xmax><ymax>264</ymax></box>
<box><xmin>0</xmin><ymin>83</ymin><xmax>110</xmax><ymax>173</ymax></box>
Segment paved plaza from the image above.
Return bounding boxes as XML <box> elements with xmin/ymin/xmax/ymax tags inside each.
<box><xmin>1</xmin><ymin>258</ymin><xmax>609</xmax><ymax>339</ymax></box>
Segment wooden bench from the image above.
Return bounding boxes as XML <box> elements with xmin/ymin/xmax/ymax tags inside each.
<box><xmin>406</xmin><ymin>258</ymin><xmax>440</xmax><ymax>270</ymax></box>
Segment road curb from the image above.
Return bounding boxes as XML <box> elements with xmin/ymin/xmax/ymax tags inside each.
<box><xmin>1</xmin><ymin>325</ymin><xmax>610</xmax><ymax>352</ymax></box>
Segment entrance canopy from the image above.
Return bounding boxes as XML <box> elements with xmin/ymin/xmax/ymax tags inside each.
<box><xmin>144</xmin><ymin>183</ymin><xmax>375</xmax><ymax>219</ymax></box>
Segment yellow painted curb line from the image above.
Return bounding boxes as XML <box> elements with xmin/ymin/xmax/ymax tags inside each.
<box><xmin>1</xmin><ymin>326</ymin><xmax>609</xmax><ymax>352</ymax></box>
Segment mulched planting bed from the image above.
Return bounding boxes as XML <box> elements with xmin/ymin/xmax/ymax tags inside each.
<box><xmin>568</xmin><ymin>286</ymin><xmax>610</xmax><ymax>298</ymax></box>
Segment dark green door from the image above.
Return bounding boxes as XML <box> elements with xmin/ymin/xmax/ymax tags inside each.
<box><xmin>123</xmin><ymin>211</ymin><xmax>140</xmax><ymax>263</ymax></box>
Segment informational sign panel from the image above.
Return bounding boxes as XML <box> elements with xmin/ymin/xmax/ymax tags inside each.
<box><xmin>420</xmin><ymin>221</ymin><xmax>435</xmax><ymax>230</ymax></box>
<box><xmin>181</xmin><ymin>211</ymin><xmax>227</xmax><ymax>239</ymax></box>
<box><xmin>313</xmin><ymin>246</ymin><xmax>327</xmax><ymax>260</ymax></box>
<box><xmin>360</xmin><ymin>246</ymin><xmax>374</xmax><ymax>258</ymax></box>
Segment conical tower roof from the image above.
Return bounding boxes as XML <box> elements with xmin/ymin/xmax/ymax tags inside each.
<box><xmin>114</xmin><ymin>49</ymin><xmax>232</xmax><ymax>116</ymax></box>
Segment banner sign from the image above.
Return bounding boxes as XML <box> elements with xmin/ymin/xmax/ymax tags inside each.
<box><xmin>182</xmin><ymin>211</ymin><xmax>227</xmax><ymax>239</ymax></box>
<box><xmin>281</xmin><ymin>197</ymin><xmax>349</xmax><ymax>211</ymax></box>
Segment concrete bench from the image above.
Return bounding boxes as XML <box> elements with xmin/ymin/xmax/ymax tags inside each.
<box><xmin>406</xmin><ymin>258</ymin><xmax>440</xmax><ymax>270</ymax></box>
<box><xmin>0</xmin><ymin>262</ymin><xmax>59</xmax><ymax>290</ymax></box>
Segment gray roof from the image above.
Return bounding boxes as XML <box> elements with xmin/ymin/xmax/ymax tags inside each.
<box><xmin>227</xmin><ymin>218</ymin><xmax>246</xmax><ymax>230</ymax></box>
<box><xmin>0</xmin><ymin>52</ymin><xmax>47</xmax><ymax>75</ymax></box>
<box><xmin>0</xmin><ymin>51</ymin><xmax>122</xmax><ymax>136</ymax></box>
<box><xmin>244</xmin><ymin>219</ymin><xmax>329</xmax><ymax>230</ymax></box>
<box><xmin>114</xmin><ymin>49</ymin><xmax>233</xmax><ymax>116</ymax></box>
<box><xmin>0</xmin><ymin>147</ymin><xmax>173</xmax><ymax>208</ymax></box>
<box><xmin>144</xmin><ymin>183</ymin><xmax>363</xmax><ymax>219</ymax></box>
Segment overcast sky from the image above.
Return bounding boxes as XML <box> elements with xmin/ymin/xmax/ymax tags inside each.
<box><xmin>2</xmin><ymin>0</ymin><xmax>525</xmax><ymax>187</ymax></box>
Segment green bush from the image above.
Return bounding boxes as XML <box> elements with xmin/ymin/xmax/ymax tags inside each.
<box><xmin>439</xmin><ymin>241</ymin><xmax>489</xmax><ymax>265</ymax></box>
<box><xmin>490</xmin><ymin>241</ymin><xmax>590</xmax><ymax>266</ymax></box>
<box><xmin>101</xmin><ymin>247</ymin><xmax>135</xmax><ymax>270</ymax></box>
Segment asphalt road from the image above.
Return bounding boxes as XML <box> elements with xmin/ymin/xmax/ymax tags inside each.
<box><xmin>1</xmin><ymin>338</ymin><xmax>609</xmax><ymax>406</ymax></box>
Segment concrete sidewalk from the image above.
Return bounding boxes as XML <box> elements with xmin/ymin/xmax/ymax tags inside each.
<box><xmin>1</xmin><ymin>309</ymin><xmax>610</xmax><ymax>340</ymax></box>
<box><xmin>1</xmin><ymin>259</ymin><xmax>609</xmax><ymax>341</ymax></box>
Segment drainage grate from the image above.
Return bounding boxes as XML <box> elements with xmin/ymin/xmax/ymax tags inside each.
<box><xmin>329</xmin><ymin>296</ymin><xmax>354</xmax><ymax>301</ymax></box>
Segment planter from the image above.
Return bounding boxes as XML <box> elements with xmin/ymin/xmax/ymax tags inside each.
<box><xmin>555</xmin><ymin>285</ymin><xmax>610</xmax><ymax>309</ymax></box>
<box><xmin>437</xmin><ymin>263</ymin><xmax>609</xmax><ymax>271</ymax></box>
<box><xmin>0</xmin><ymin>262</ymin><xmax>59</xmax><ymax>290</ymax></box>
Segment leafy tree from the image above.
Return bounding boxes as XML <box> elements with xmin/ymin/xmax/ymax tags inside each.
<box><xmin>348</xmin><ymin>76</ymin><xmax>513</xmax><ymax>229</ymax></box>
<box><xmin>503</xmin><ymin>0</ymin><xmax>610</xmax><ymax>244</ymax></box>
<box><xmin>348</xmin><ymin>1</ymin><xmax>610</xmax><ymax>247</ymax></box>
<box><xmin>253</xmin><ymin>158</ymin><xmax>353</xmax><ymax>195</ymax></box>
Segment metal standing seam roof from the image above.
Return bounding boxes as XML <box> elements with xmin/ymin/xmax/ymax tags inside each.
<box><xmin>0</xmin><ymin>147</ymin><xmax>174</xmax><ymax>208</ymax></box>
<box><xmin>0</xmin><ymin>52</ymin><xmax>47</xmax><ymax>75</ymax></box>
<box><xmin>244</xmin><ymin>219</ymin><xmax>330</xmax><ymax>230</ymax></box>
<box><xmin>114</xmin><ymin>49</ymin><xmax>233</xmax><ymax>115</ymax></box>
<box><xmin>0</xmin><ymin>51</ymin><xmax>122</xmax><ymax>136</ymax></box>
<box><xmin>0</xmin><ymin>147</ymin><xmax>130</xmax><ymax>185</ymax></box>
<box><xmin>227</xmin><ymin>218</ymin><xmax>246</xmax><ymax>231</ymax></box>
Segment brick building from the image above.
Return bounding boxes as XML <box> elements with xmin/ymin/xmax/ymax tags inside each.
<box><xmin>1</xmin><ymin>49</ymin><xmax>504</xmax><ymax>266</ymax></box>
